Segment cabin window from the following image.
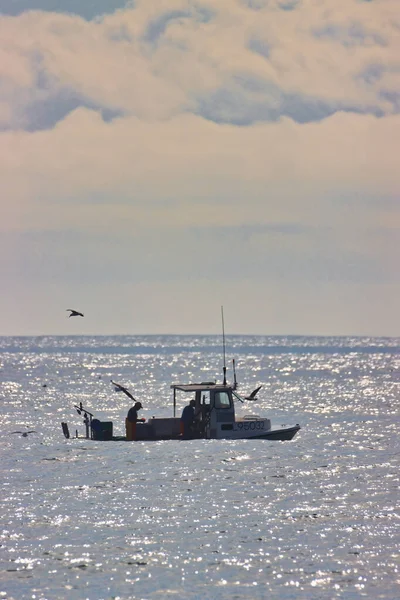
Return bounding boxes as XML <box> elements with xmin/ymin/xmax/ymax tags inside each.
<box><xmin>201</xmin><ymin>392</ymin><xmax>210</xmax><ymax>406</ymax></box>
<box><xmin>214</xmin><ymin>391</ymin><xmax>231</xmax><ymax>409</ymax></box>
<box><xmin>199</xmin><ymin>392</ymin><xmax>211</xmax><ymax>421</ymax></box>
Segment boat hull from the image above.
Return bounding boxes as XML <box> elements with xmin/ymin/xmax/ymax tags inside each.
<box><xmin>65</xmin><ymin>424</ymin><xmax>300</xmax><ymax>442</ymax></box>
<box><xmin>216</xmin><ymin>424</ymin><xmax>300</xmax><ymax>441</ymax></box>
<box><xmin>247</xmin><ymin>425</ymin><xmax>300</xmax><ymax>441</ymax></box>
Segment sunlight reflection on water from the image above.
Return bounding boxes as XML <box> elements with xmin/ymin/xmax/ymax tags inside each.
<box><xmin>0</xmin><ymin>335</ymin><xmax>399</xmax><ymax>599</ymax></box>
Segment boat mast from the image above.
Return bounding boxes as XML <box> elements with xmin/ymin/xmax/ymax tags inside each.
<box><xmin>221</xmin><ymin>305</ymin><xmax>227</xmax><ymax>385</ymax></box>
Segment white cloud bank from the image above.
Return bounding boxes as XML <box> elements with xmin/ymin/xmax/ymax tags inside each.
<box><xmin>0</xmin><ymin>0</ymin><xmax>399</xmax><ymax>335</ymax></box>
<box><xmin>1</xmin><ymin>0</ymin><xmax>399</xmax><ymax>129</ymax></box>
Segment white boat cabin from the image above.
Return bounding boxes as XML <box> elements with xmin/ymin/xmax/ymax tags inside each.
<box><xmin>171</xmin><ymin>382</ymin><xmax>271</xmax><ymax>440</ymax></box>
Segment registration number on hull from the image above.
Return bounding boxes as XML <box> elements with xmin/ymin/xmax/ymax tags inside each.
<box><xmin>234</xmin><ymin>420</ymin><xmax>265</xmax><ymax>431</ymax></box>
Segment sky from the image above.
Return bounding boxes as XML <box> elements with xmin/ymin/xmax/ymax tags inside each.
<box><xmin>0</xmin><ymin>0</ymin><xmax>399</xmax><ymax>337</ymax></box>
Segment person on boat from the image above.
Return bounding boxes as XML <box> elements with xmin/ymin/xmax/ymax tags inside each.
<box><xmin>180</xmin><ymin>399</ymin><xmax>196</xmax><ymax>439</ymax></box>
<box><xmin>126</xmin><ymin>401</ymin><xmax>145</xmax><ymax>441</ymax></box>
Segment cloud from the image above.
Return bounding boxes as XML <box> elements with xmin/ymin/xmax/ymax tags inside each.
<box><xmin>1</xmin><ymin>108</ymin><xmax>398</xmax><ymax>213</ymax></box>
<box><xmin>0</xmin><ymin>0</ymin><xmax>399</xmax><ymax>131</ymax></box>
<box><xmin>1</xmin><ymin>105</ymin><xmax>398</xmax><ymax>300</ymax></box>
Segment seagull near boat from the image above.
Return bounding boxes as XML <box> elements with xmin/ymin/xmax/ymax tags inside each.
<box><xmin>11</xmin><ymin>430</ymin><xmax>37</xmax><ymax>437</ymax></box>
<box><xmin>111</xmin><ymin>380</ymin><xmax>136</xmax><ymax>400</ymax></box>
<box><xmin>66</xmin><ymin>309</ymin><xmax>84</xmax><ymax>317</ymax></box>
<box><xmin>245</xmin><ymin>385</ymin><xmax>263</xmax><ymax>401</ymax></box>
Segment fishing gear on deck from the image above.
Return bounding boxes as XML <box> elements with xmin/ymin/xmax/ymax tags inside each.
<box><xmin>74</xmin><ymin>402</ymin><xmax>94</xmax><ymax>438</ymax></box>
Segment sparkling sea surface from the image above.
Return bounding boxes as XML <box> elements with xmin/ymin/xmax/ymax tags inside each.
<box><xmin>0</xmin><ymin>335</ymin><xmax>399</xmax><ymax>600</ymax></box>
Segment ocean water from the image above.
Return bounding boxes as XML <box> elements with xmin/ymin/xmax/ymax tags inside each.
<box><xmin>0</xmin><ymin>335</ymin><xmax>399</xmax><ymax>600</ymax></box>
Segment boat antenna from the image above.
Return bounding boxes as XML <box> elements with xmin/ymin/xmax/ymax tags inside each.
<box><xmin>221</xmin><ymin>305</ymin><xmax>227</xmax><ymax>385</ymax></box>
<box><xmin>233</xmin><ymin>358</ymin><xmax>237</xmax><ymax>390</ymax></box>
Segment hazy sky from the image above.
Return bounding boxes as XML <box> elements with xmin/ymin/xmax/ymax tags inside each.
<box><xmin>1</xmin><ymin>0</ymin><xmax>399</xmax><ymax>336</ymax></box>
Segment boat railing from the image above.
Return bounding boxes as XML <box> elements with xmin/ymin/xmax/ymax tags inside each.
<box><xmin>242</xmin><ymin>414</ymin><xmax>262</xmax><ymax>420</ymax></box>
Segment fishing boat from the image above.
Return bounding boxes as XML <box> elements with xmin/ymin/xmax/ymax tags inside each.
<box><xmin>61</xmin><ymin>309</ymin><xmax>300</xmax><ymax>442</ymax></box>
<box><xmin>61</xmin><ymin>375</ymin><xmax>300</xmax><ymax>442</ymax></box>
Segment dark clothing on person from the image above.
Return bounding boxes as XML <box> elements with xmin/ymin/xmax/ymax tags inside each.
<box><xmin>127</xmin><ymin>401</ymin><xmax>143</xmax><ymax>423</ymax></box>
<box><xmin>127</xmin><ymin>406</ymin><xmax>139</xmax><ymax>422</ymax></box>
<box><xmin>126</xmin><ymin>402</ymin><xmax>143</xmax><ymax>441</ymax></box>
<box><xmin>181</xmin><ymin>404</ymin><xmax>195</xmax><ymax>425</ymax></box>
<box><xmin>180</xmin><ymin>402</ymin><xmax>196</xmax><ymax>439</ymax></box>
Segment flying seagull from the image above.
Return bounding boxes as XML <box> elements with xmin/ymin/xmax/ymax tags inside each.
<box><xmin>11</xmin><ymin>430</ymin><xmax>37</xmax><ymax>437</ymax></box>
<box><xmin>245</xmin><ymin>385</ymin><xmax>263</xmax><ymax>401</ymax></box>
<box><xmin>66</xmin><ymin>309</ymin><xmax>84</xmax><ymax>318</ymax></box>
<box><xmin>110</xmin><ymin>380</ymin><xmax>136</xmax><ymax>401</ymax></box>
